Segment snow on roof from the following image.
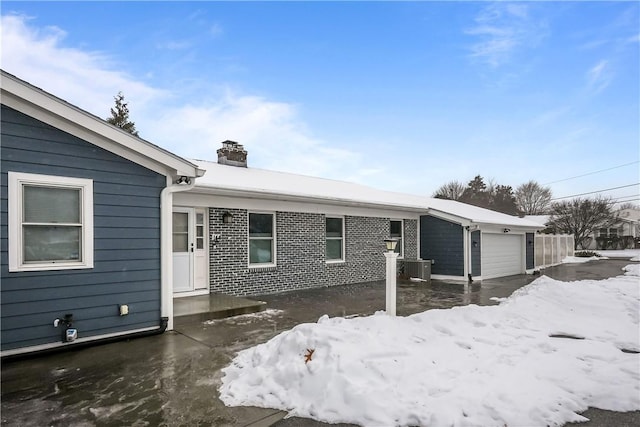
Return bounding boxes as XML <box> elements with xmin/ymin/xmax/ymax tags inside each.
<box><xmin>523</xmin><ymin>215</ymin><xmax>551</xmax><ymax>226</ymax></box>
<box><xmin>192</xmin><ymin>159</ymin><xmax>541</xmax><ymax>228</ymax></box>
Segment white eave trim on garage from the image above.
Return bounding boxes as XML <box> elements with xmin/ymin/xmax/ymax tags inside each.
<box><xmin>426</xmin><ymin>209</ymin><xmax>542</xmax><ymax>232</ymax></box>
<box><xmin>1</xmin><ymin>70</ymin><xmax>204</xmax><ymax>179</ymax></box>
<box><xmin>424</xmin><ymin>209</ymin><xmax>471</xmax><ymax>227</ymax></box>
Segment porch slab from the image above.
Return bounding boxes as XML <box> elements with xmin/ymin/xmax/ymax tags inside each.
<box><xmin>174</xmin><ymin>293</ymin><xmax>267</xmax><ymax>327</ymax></box>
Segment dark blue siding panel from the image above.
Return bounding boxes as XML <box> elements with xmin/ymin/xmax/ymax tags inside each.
<box><xmin>471</xmin><ymin>230</ymin><xmax>481</xmax><ymax>276</ymax></box>
<box><xmin>419</xmin><ymin>215</ymin><xmax>464</xmax><ymax>276</ymax></box>
<box><xmin>1</xmin><ymin>105</ymin><xmax>166</xmax><ymax>352</ymax></box>
<box><xmin>526</xmin><ymin>232</ymin><xmax>535</xmax><ymax>270</ymax></box>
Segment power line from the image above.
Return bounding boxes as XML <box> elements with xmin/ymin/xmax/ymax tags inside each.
<box><xmin>542</xmin><ymin>161</ymin><xmax>640</xmax><ymax>185</ymax></box>
<box><xmin>609</xmin><ymin>194</ymin><xmax>640</xmax><ymax>201</ymax></box>
<box><xmin>551</xmin><ymin>183</ymin><xmax>640</xmax><ymax>200</ymax></box>
<box><xmin>612</xmin><ymin>197</ymin><xmax>640</xmax><ymax>204</ymax></box>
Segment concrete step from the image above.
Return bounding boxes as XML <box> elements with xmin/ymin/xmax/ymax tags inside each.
<box><xmin>174</xmin><ymin>293</ymin><xmax>267</xmax><ymax>327</ymax></box>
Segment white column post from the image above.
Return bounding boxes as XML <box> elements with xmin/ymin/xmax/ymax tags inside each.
<box><xmin>384</xmin><ymin>251</ymin><xmax>399</xmax><ymax>316</ymax></box>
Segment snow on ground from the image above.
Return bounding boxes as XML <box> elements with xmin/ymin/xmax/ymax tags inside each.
<box><xmin>562</xmin><ymin>255</ymin><xmax>603</xmax><ymax>263</ymax></box>
<box><xmin>596</xmin><ymin>249</ymin><xmax>640</xmax><ymax>260</ymax></box>
<box><xmin>220</xmin><ymin>273</ymin><xmax>640</xmax><ymax>427</ymax></box>
<box><xmin>623</xmin><ymin>264</ymin><xmax>640</xmax><ymax>277</ymax></box>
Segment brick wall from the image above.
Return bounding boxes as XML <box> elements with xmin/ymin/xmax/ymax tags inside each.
<box><xmin>208</xmin><ymin>208</ymin><xmax>418</xmax><ymax>296</ymax></box>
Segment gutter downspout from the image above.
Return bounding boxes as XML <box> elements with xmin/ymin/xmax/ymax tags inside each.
<box><xmin>161</xmin><ymin>177</ymin><xmax>197</xmax><ymax>331</ymax></box>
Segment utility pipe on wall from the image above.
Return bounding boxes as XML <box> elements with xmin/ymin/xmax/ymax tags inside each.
<box><xmin>160</xmin><ymin>176</ymin><xmax>196</xmax><ymax>331</ymax></box>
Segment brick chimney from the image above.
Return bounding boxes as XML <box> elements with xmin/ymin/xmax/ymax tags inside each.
<box><xmin>217</xmin><ymin>140</ymin><xmax>248</xmax><ymax>167</ymax></box>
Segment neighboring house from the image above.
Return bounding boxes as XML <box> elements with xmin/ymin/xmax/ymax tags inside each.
<box><xmin>1</xmin><ymin>71</ymin><xmax>541</xmax><ymax>356</ymax></box>
<box><xmin>585</xmin><ymin>208</ymin><xmax>640</xmax><ymax>250</ymax></box>
<box><xmin>1</xmin><ymin>71</ymin><xmax>203</xmax><ymax>356</ymax></box>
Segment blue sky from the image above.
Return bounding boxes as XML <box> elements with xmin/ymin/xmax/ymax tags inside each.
<box><xmin>1</xmin><ymin>1</ymin><xmax>638</xmax><ymax>205</ymax></box>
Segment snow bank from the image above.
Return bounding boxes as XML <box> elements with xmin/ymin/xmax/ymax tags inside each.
<box><xmin>562</xmin><ymin>255</ymin><xmax>602</xmax><ymax>263</ymax></box>
<box><xmin>631</xmin><ymin>255</ymin><xmax>640</xmax><ymax>262</ymax></box>
<box><xmin>623</xmin><ymin>264</ymin><xmax>640</xmax><ymax>277</ymax></box>
<box><xmin>220</xmin><ymin>275</ymin><xmax>640</xmax><ymax>427</ymax></box>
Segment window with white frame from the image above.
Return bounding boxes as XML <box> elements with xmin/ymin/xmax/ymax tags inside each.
<box><xmin>390</xmin><ymin>219</ymin><xmax>403</xmax><ymax>257</ymax></box>
<box><xmin>326</xmin><ymin>217</ymin><xmax>344</xmax><ymax>262</ymax></box>
<box><xmin>8</xmin><ymin>172</ymin><xmax>94</xmax><ymax>272</ymax></box>
<box><xmin>249</xmin><ymin>212</ymin><xmax>275</xmax><ymax>265</ymax></box>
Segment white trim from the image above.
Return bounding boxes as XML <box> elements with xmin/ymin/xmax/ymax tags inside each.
<box><xmin>0</xmin><ymin>326</ymin><xmax>160</xmax><ymax>358</ymax></box>
<box><xmin>175</xmin><ymin>192</ymin><xmax>422</xmax><ymax>220</ymax></box>
<box><xmin>172</xmin><ymin>289</ymin><xmax>210</xmax><ymax>298</ymax></box>
<box><xmin>8</xmin><ymin>172</ymin><xmax>94</xmax><ymax>272</ymax></box>
<box><xmin>425</xmin><ymin>209</ymin><xmax>470</xmax><ymax>227</ymax></box>
<box><xmin>326</xmin><ymin>215</ymin><xmax>346</xmax><ymax>263</ymax></box>
<box><xmin>248</xmin><ymin>211</ymin><xmax>277</xmax><ymax>268</ymax></box>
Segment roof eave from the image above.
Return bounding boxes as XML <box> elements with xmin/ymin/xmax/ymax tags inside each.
<box><xmin>191</xmin><ymin>185</ymin><xmax>428</xmax><ymax>213</ymax></box>
<box><xmin>1</xmin><ymin>70</ymin><xmax>203</xmax><ymax>179</ymax></box>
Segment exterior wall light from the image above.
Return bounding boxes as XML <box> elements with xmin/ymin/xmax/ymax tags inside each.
<box><xmin>384</xmin><ymin>238</ymin><xmax>399</xmax><ymax>252</ymax></box>
<box><xmin>222</xmin><ymin>211</ymin><xmax>234</xmax><ymax>224</ymax></box>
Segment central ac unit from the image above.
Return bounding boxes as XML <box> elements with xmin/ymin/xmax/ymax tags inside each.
<box><xmin>403</xmin><ymin>260</ymin><xmax>431</xmax><ymax>282</ymax></box>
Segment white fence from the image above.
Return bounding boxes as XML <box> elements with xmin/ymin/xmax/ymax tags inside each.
<box><xmin>535</xmin><ymin>234</ymin><xmax>575</xmax><ymax>268</ymax></box>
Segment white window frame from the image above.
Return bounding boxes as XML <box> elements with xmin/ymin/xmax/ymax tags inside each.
<box><xmin>247</xmin><ymin>211</ymin><xmax>276</xmax><ymax>268</ymax></box>
<box><xmin>390</xmin><ymin>219</ymin><xmax>404</xmax><ymax>258</ymax></box>
<box><xmin>8</xmin><ymin>172</ymin><xmax>94</xmax><ymax>272</ymax></box>
<box><xmin>325</xmin><ymin>216</ymin><xmax>345</xmax><ymax>263</ymax></box>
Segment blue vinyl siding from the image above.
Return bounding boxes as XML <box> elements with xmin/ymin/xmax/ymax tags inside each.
<box><xmin>1</xmin><ymin>105</ymin><xmax>166</xmax><ymax>351</ymax></box>
<box><xmin>526</xmin><ymin>232</ymin><xmax>535</xmax><ymax>270</ymax></box>
<box><xmin>471</xmin><ymin>230</ymin><xmax>481</xmax><ymax>276</ymax></box>
<box><xmin>419</xmin><ymin>215</ymin><xmax>464</xmax><ymax>277</ymax></box>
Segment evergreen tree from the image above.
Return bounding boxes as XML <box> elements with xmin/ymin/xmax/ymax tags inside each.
<box><xmin>106</xmin><ymin>92</ymin><xmax>139</xmax><ymax>136</ymax></box>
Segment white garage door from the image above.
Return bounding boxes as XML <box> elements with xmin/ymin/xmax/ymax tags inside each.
<box><xmin>482</xmin><ymin>234</ymin><xmax>524</xmax><ymax>279</ymax></box>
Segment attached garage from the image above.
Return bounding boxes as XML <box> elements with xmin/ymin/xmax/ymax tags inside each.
<box><xmin>482</xmin><ymin>233</ymin><xmax>524</xmax><ymax>279</ymax></box>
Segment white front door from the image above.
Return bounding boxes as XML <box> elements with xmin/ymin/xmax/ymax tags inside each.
<box><xmin>173</xmin><ymin>207</ymin><xmax>208</xmax><ymax>294</ymax></box>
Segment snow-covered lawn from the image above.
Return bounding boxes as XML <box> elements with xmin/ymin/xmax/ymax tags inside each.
<box><xmin>220</xmin><ymin>270</ymin><xmax>640</xmax><ymax>427</ymax></box>
<box><xmin>595</xmin><ymin>249</ymin><xmax>640</xmax><ymax>260</ymax></box>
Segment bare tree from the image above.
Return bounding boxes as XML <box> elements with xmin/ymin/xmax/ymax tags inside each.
<box><xmin>433</xmin><ymin>181</ymin><xmax>465</xmax><ymax>200</ymax></box>
<box><xmin>547</xmin><ymin>197</ymin><xmax>617</xmax><ymax>249</ymax></box>
<box><xmin>515</xmin><ymin>181</ymin><xmax>552</xmax><ymax>215</ymax></box>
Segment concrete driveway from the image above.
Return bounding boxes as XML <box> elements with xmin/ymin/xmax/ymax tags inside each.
<box><xmin>1</xmin><ymin>259</ymin><xmax>638</xmax><ymax>426</ymax></box>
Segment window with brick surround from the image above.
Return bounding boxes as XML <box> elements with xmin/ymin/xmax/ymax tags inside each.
<box><xmin>249</xmin><ymin>212</ymin><xmax>275</xmax><ymax>266</ymax></box>
<box><xmin>390</xmin><ymin>219</ymin><xmax>403</xmax><ymax>257</ymax></box>
<box><xmin>326</xmin><ymin>216</ymin><xmax>344</xmax><ymax>262</ymax></box>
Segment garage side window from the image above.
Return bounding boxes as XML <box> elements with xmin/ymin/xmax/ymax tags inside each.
<box><xmin>249</xmin><ymin>212</ymin><xmax>275</xmax><ymax>266</ymax></box>
<box><xmin>326</xmin><ymin>217</ymin><xmax>344</xmax><ymax>262</ymax></box>
<box><xmin>8</xmin><ymin>172</ymin><xmax>94</xmax><ymax>272</ymax></box>
<box><xmin>390</xmin><ymin>219</ymin><xmax>403</xmax><ymax>257</ymax></box>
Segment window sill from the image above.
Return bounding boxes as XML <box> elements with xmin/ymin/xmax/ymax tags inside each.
<box><xmin>326</xmin><ymin>260</ymin><xmax>345</xmax><ymax>265</ymax></box>
<box><xmin>248</xmin><ymin>264</ymin><xmax>277</xmax><ymax>273</ymax></box>
<box><xmin>9</xmin><ymin>262</ymin><xmax>94</xmax><ymax>273</ymax></box>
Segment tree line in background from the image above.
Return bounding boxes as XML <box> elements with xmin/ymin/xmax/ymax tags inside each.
<box><xmin>433</xmin><ymin>176</ymin><xmax>637</xmax><ymax>249</ymax></box>
<box><xmin>433</xmin><ymin>175</ymin><xmax>551</xmax><ymax>216</ymax></box>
